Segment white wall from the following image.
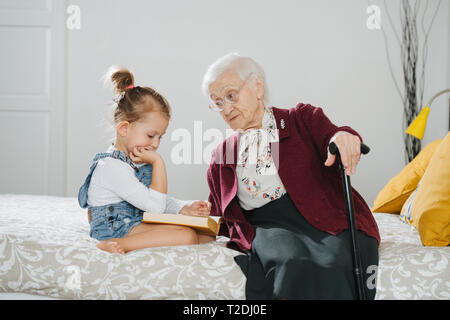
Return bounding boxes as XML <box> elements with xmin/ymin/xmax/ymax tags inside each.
<box><xmin>412</xmin><ymin>0</ymin><xmax>450</xmax><ymax>147</ymax></box>
<box><xmin>65</xmin><ymin>0</ymin><xmax>449</xmax><ymax>206</ymax></box>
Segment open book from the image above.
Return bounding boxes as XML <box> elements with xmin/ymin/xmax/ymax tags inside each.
<box><xmin>142</xmin><ymin>212</ymin><xmax>223</xmax><ymax>237</ymax></box>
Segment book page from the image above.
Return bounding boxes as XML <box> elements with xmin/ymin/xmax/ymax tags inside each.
<box><xmin>209</xmin><ymin>216</ymin><xmax>222</xmax><ymax>223</ymax></box>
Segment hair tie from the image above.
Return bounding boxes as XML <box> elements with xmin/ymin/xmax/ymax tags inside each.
<box><xmin>125</xmin><ymin>85</ymin><xmax>135</xmax><ymax>90</ymax></box>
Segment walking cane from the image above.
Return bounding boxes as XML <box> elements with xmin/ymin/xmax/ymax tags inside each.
<box><xmin>328</xmin><ymin>141</ymin><xmax>370</xmax><ymax>300</ymax></box>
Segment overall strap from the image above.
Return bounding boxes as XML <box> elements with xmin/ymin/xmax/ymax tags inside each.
<box><xmin>110</xmin><ymin>149</ymin><xmax>139</xmax><ymax>172</ymax></box>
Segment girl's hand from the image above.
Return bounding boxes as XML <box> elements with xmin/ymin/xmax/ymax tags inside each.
<box><xmin>324</xmin><ymin>132</ymin><xmax>361</xmax><ymax>175</ymax></box>
<box><xmin>129</xmin><ymin>146</ymin><xmax>162</xmax><ymax>165</ymax></box>
<box><xmin>180</xmin><ymin>201</ymin><xmax>211</xmax><ymax>216</ymax></box>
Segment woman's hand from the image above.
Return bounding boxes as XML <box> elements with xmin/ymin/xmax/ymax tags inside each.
<box><xmin>129</xmin><ymin>146</ymin><xmax>162</xmax><ymax>165</ymax></box>
<box><xmin>180</xmin><ymin>200</ymin><xmax>212</xmax><ymax>216</ymax></box>
<box><xmin>324</xmin><ymin>132</ymin><xmax>361</xmax><ymax>175</ymax></box>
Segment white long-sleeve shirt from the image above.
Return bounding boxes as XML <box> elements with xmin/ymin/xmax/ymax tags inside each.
<box><xmin>87</xmin><ymin>144</ymin><xmax>192</xmax><ymax>214</ymax></box>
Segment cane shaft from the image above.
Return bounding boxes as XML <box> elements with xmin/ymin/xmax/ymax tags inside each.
<box><xmin>337</xmin><ymin>155</ymin><xmax>367</xmax><ymax>300</ymax></box>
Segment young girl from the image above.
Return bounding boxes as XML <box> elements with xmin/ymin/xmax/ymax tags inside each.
<box><xmin>78</xmin><ymin>66</ymin><xmax>214</xmax><ymax>254</ymax></box>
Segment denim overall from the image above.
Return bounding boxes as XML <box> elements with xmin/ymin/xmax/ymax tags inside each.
<box><xmin>78</xmin><ymin>149</ymin><xmax>153</xmax><ymax>241</ymax></box>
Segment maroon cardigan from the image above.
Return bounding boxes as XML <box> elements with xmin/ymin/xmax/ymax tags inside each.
<box><xmin>206</xmin><ymin>103</ymin><xmax>380</xmax><ymax>253</ymax></box>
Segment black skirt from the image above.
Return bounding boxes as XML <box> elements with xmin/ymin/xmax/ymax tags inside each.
<box><xmin>233</xmin><ymin>193</ymin><xmax>379</xmax><ymax>300</ymax></box>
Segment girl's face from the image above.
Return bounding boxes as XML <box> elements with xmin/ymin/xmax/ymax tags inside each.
<box><xmin>118</xmin><ymin>111</ymin><xmax>169</xmax><ymax>155</ymax></box>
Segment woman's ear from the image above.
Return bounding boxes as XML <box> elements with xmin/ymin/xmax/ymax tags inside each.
<box><xmin>255</xmin><ymin>76</ymin><xmax>264</xmax><ymax>100</ymax></box>
<box><xmin>117</xmin><ymin>121</ymin><xmax>130</xmax><ymax>137</ymax></box>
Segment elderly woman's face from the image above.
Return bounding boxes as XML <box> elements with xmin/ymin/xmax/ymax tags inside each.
<box><xmin>209</xmin><ymin>69</ymin><xmax>264</xmax><ymax>131</ymax></box>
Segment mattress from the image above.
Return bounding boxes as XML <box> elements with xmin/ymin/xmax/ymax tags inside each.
<box><xmin>0</xmin><ymin>194</ymin><xmax>245</xmax><ymax>299</ymax></box>
<box><xmin>0</xmin><ymin>194</ymin><xmax>448</xmax><ymax>299</ymax></box>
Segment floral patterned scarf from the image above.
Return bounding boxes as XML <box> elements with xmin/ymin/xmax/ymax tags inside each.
<box><xmin>236</xmin><ymin>107</ymin><xmax>287</xmax><ymax>210</ymax></box>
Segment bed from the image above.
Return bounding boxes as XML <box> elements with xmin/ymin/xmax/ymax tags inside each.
<box><xmin>0</xmin><ymin>194</ymin><xmax>449</xmax><ymax>300</ymax></box>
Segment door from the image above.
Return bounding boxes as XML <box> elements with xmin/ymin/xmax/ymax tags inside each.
<box><xmin>0</xmin><ymin>0</ymin><xmax>66</xmax><ymax>195</ymax></box>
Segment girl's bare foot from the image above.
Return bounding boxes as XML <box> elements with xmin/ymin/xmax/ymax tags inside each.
<box><xmin>96</xmin><ymin>239</ymin><xmax>125</xmax><ymax>254</ymax></box>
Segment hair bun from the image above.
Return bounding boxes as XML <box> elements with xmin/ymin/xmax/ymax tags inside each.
<box><xmin>104</xmin><ymin>65</ymin><xmax>135</xmax><ymax>95</ymax></box>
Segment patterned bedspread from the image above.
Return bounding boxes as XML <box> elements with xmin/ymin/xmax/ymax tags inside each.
<box><xmin>0</xmin><ymin>194</ymin><xmax>448</xmax><ymax>299</ymax></box>
<box><xmin>374</xmin><ymin>210</ymin><xmax>449</xmax><ymax>299</ymax></box>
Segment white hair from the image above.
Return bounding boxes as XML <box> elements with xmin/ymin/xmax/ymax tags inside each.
<box><xmin>201</xmin><ymin>53</ymin><xmax>269</xmax><ymax>104</ymax></box>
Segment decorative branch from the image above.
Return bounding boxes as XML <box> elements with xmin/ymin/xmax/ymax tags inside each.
<box><xmin>378</xmin><ymin>0</ymin><xmax>441</xmax><ymax>164</ymax></box>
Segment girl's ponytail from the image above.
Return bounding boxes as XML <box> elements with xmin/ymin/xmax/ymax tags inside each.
<box><xmin>103</xmin><ymin>65</ymin><xmax>171</xmax><ymax>125</ymax></box>
<box><xmin>106</xmin><ymin>65</ymin><xmax>135</xmax><ymax>95</ymax></box>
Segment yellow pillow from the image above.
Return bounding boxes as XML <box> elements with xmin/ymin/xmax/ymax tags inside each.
<box><xmin>409</xmin><ymin>132</ymin><xmax>450</xmax><ymax>246</ymax></box>
<box><xmin>372</xmin><ymin>139</ymin><xmax>442</xmax><ymax>213</ymax></box>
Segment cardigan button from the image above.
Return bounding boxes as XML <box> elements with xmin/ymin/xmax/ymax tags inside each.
<box><xmin>108</xmin><ymin>206</ymin><xmax>114</xmax><ymax>212</ymax></box>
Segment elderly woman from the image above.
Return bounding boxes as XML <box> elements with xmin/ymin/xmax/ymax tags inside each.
<box><xmin>202</xmin><ymin>53</ymin><xmax>380</xmax><ymax>300</ymax></box>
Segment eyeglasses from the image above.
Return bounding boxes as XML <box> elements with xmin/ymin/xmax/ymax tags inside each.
<box><xmin>208</xmin><ymin>73</ymin><xmax>255</xmax><ymax>112</ymax></box>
